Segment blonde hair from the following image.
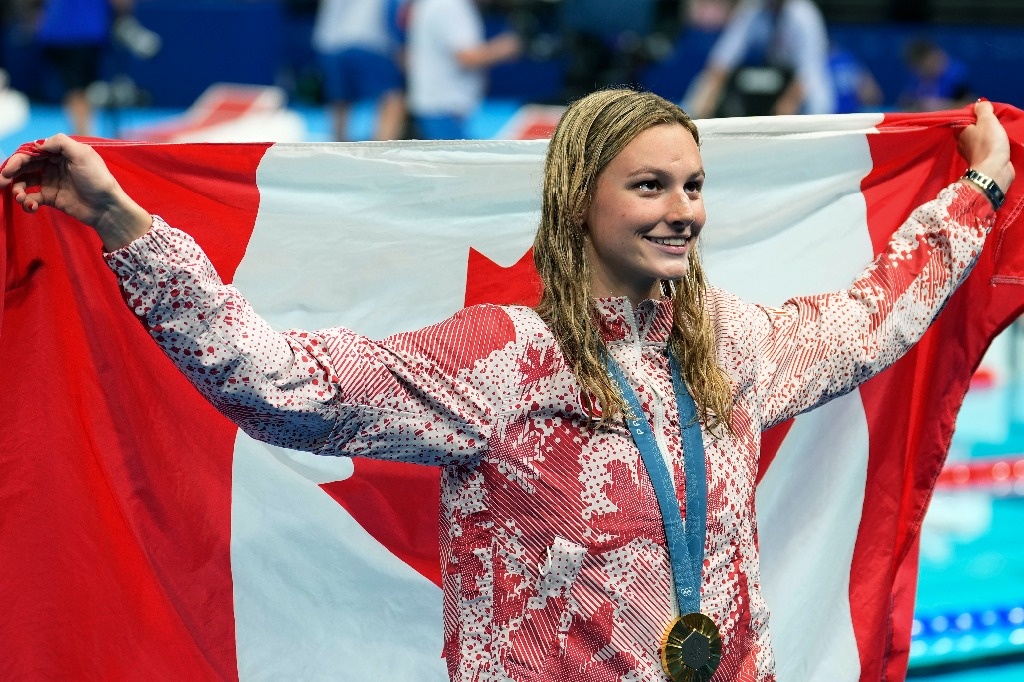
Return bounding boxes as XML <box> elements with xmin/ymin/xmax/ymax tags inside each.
<box><xmin>533</xmin><ymin>88</ymin><xmax>733</xmax><ymax>434</ymax></box>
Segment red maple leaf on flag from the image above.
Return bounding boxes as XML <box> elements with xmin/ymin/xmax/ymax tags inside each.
<box><xmin>321</xmin><ymin>246</ymin><xmax>544</xmax><ymax>587</ymax></box>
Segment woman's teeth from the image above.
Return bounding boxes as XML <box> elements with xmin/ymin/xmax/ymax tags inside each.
<box><xmin>646</xmin><ymin>236</ymin><xmax>689</xmax><ymax>246</ymax></box>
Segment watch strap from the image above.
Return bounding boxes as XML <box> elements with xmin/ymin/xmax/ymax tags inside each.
<box><xmin>963</xmin><ymin>168</ymin><xmax>1006</xmax><ymax>210</ymax></box>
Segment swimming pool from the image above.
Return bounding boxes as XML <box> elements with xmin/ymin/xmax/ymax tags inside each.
<box><xmin>912</xmin><ymin>326</ymin><xmax>1024</xmax><ymax>679</ymax></box>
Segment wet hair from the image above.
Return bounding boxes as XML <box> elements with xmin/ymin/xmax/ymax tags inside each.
<box><xmin>533</xmin><ymin>88</ymin><xmax>734</xmax><ymax>433</ymax></box>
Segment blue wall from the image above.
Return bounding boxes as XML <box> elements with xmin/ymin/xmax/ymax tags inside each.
<box><xmin>6</xmin><ymin>0</ymin><xmax>288</xmax><ymax>107</ymax></box>
<box><xmin>127</xmin><ymin>0</ymin><xmax>287</xmax><ymax>107</ymax></box>
<box><xmin>828</xmin><ymin>23</ymin><xmax>1024</xmax><ymax>109</ymax></box>
<box><xmin>7</xmin><ymin>0</ymin><xmax>1024</xmax><ymax>111</ymax></box>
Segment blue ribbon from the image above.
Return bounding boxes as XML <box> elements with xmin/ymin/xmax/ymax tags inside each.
<box><xmin>604</xmin><ymin>351</ymin><xmax>707</xmax><ymax>615</ymax></box>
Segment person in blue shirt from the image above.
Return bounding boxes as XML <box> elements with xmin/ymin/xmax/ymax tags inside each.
<box><xmin>899</xmin><ymin>38</ymin><xmax>974</xmax><ymax>113</ymax></box>
<box><xmin>311</xmin><ymin>0</ymin><xmax>408</xmax><ymax>141</ymax></box>
<box><xmin>32</xmin><ymin>0</ymin><xmax>146</xmax><ymax>136</ymax></box>
<box><xmin>828</xmin><ymin>41</ymin><xmax>883</xmax><ymax>114</ymax></box>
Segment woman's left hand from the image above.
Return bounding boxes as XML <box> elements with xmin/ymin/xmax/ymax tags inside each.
<box><xmin>958</xmin><ymin>100</ymin><xmax>1014</xmax><ymax>194</ymax></box>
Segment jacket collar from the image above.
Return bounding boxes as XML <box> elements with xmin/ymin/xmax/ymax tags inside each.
<box><xmin>594</xmin><ymin>296</ymin><xmax>674</xmax><ymax>346</ymax></box>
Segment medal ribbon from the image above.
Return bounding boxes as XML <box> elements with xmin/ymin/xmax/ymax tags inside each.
<box><xmin>604</xmin><ymin>351</ymin><xmax>707</xmax><ymax>615</ymax></box>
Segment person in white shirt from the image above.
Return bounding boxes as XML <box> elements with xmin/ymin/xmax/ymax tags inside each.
<box><xmin>406</xmin><ymin>0</ymin><xmax>520</xmax><ymax>139</ymax></box>
<box><xmin>686</xmin><ymin>0</ymin><xmax>836</xmax><ymax>118</ymax></box>
<box><xmin>312</xmin><ymin>0</ymin><xmax>406</xmax><ymax>141</ymax></box>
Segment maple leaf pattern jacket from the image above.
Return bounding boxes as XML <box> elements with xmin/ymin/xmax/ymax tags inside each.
<box><xmin>106</xmin><ymin>183</ymin><xmax>993</xmax><ymax>681</ymax></box>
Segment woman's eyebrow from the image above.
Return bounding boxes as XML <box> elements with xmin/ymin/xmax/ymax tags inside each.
<box><xmin>626</xmin><ymin>166</ymin><xmax>706</xmax><ymax>179</ymax></box>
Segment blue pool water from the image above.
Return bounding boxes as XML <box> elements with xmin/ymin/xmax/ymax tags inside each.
<box><xmin>911</xmin><ymin>328</ymin><xmax>1024</xmax><ymax>679</ymax></box>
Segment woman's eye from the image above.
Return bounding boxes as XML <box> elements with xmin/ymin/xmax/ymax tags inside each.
<box><xmin>685</xmin><ymin>181</ymin><xmax>703</xmax><ymax>194</ymax></box>
<box><xmin>637</xmin><ymin>180</ymin><xmax>659</xmax><ymax>191</ymax></box>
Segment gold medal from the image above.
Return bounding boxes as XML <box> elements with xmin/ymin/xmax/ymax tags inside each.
<box><xmin>660</xmin><ymin>613</ymin><xmax>722</xmax><ymax>682</ymax></box>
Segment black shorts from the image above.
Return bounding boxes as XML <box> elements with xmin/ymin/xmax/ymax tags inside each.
<box><xmin>41</xmin><ymin>44</ymin><xmax>104</xmax><ymax>91</ymax></box>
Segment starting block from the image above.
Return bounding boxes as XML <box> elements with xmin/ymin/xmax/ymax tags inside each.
<box><xmin>122</xmin><ymin>83</ymin><xmax>306</xmax><ymax>143</ymax></box>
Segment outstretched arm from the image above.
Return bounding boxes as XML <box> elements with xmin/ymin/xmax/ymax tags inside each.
<box><xmin>745</xmin><ymin>100</ymin><xmax>1014</xmax><ymax>427</ymax></box>
<box><xmin>1</xmin><ymin>134</ymin><xmax>152</xmax><ymax>250</ymax></box>
<box><xmin>2</xmin><ymin>134</ymin><xmax>501</xmax><ymax>462</ymax></box>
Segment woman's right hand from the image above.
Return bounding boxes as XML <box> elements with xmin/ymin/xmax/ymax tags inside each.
<box><xmin>0</xmin><ymin>134</ymin><xmax>152</xmax><ymax>250</ymax></box>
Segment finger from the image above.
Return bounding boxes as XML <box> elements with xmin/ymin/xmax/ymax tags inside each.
<box><xmin>973</xmin><ymin>99</ymin><xmax>994</xmax><ymax>119</ymax></box>
<box><xmin>0</xmin><ymin>153</ymin><xmax>36</xmax><ymax>184</ymax></box>
<box><xmin>11</xmin><ymin>171</ymin><xmax>42</xmax><ymax>195</ymax></box>
<box><xmin>14</xmin><ymin>187</ymin><xmax>42</xmax><ymax>212</ymax></box>
<box><xmin>0</xmin><ymin>153</ymin><xmax>54</xmax><ymax>184</ymax></box>
<box><xmin>0</xmin><ymin>135</ymin><xmax>64</xmax><ymax>182</ymax></box>
<box><xmin>37</xmin><ymin>133</ymin><xmax>92</xmax><ymax>166</ymax></box>
<box><xmin>36</xmin><ymin>133</ymin><xmax>72</xmax><ymax>154</ymax></box>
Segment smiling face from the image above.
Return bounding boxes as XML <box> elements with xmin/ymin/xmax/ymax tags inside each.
<box><xmin>584</xmin><ymin>123</ymin><xmax>706</xmax><ymax>305</ymax></box>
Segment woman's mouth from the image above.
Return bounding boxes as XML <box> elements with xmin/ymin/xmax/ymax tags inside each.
<box><xmin>645</xmin><ymin>235</ymin><xmax>691</xmax><ymax>247</ymax></box>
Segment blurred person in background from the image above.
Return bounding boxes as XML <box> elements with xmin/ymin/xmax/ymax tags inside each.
<box><xmin>555</xmin><ymin>0</ymin><xmax>683</xmax><ymax>103</ymax></box>
<box><xmin>312</xmin><ymin>0</ymin><xmax>407</xmax><ymax>142</ymax></box>
<box><xmin>685</xmin><ymin>0</ymin><xmax>737</xmax><ymax>31</ymax></box>
<box><xmin>829</xmin><ymin>40</ymin><xmax>883</xmax><ymax>114</ymax></box>
<box><xmin>899</xmin><ymin>37</ymin><xmax>974</xmax><ymax>113</ymax></box>
<box><xmin>685</xmin><ymin>0</ymin><xmax>835</xmax><ymax>118</ymax></box>
<box><xmin>406</xmin><ymin>0</ymin><xmax>521</xmax><ymax>139</ymax></box>
<box><xmin>29</xmin><ymin>0</ymin><xmax>154</xmax><ymax>137</ymax></box>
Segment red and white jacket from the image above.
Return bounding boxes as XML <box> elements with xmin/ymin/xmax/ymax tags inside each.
<box><xmin>105</xmin><ymin>183</ymin><xmax>993</xmax><ymax>681</ymax></box>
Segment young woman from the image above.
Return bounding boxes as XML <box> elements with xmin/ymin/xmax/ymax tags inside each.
<box><xmin>1</xmin><ymin>90</ymin><xmax>1012</xmax><ymax>681</ymax></box>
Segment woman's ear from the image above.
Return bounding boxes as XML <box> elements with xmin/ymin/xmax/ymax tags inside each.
<box><xmin>575</xmin><ymin>208</ymin><xmax>589</xmax><ymax>233</ymax></box>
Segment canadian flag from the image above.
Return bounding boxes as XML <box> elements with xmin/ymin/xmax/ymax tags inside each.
<box><xmin>2</xmin><ymin>105</ymin><xmax>1023</xmax><ymax>681</ymax></box>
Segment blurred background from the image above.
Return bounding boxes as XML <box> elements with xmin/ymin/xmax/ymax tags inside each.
<box><xmin>3</xmin><ymin>0</ymin><xmax>1023</xmax><ymax>145</ymax></box>
<box><xmin>3</xmin><ymin>1</ymin><xmax>1024</xmax><ymax>679</ymax></box>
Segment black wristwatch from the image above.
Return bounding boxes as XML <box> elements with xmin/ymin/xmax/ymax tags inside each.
<box><xmin>963</xmin><ymin>168</ymin><xmax>1007</xmax><ymax>211</ymax></box>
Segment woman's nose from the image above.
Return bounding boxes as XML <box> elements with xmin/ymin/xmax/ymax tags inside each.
<box><xmin>666</xmin><ymin>192</ymin><xmax>695</xmax><ymax>225</ymax></box>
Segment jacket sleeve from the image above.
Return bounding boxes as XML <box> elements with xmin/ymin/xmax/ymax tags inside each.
<box><xmin>104</xmin><ymin>218</ymin><xmax>515</xmax><ymax>465</ymax></box>
<box><xmin>722</xmin><ymin>182</ymin><xmax>996</xmax><ymax>430</ymax></box>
